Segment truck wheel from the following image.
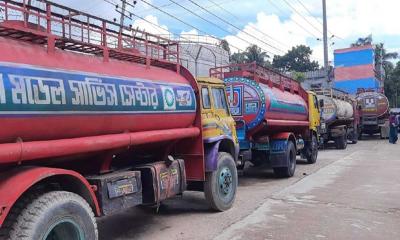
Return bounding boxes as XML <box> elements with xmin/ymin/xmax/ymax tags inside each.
<box><xmin>273</xmin><ymin>141</ymin><xmax>296</xmax><ymax>178</ymax></box>
<box><xmin>204</xmin><ymin>152</ymin><xmax>237</xmax><ymax>212</ymax></box>
<box><xmin>0</xmin><ymin>191</ymin><xmax>98</xmax><ymax>240</ymax></box>
<box><xmin>335</xmin><ymin>134</ymin><xmax>348</xmax><ymax>149</ymax></box>
<box><xmin>302</xmin><ymin>134</ymin><xmax>318</xmax><ymax>164</ymax></box>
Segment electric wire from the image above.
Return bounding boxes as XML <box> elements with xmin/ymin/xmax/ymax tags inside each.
<box><xmin>185</xmin><ymin>0</ymin><xmax>285</xmax><ymax>54</ymax></box>
<box><xmin>281</xmin><ymin>0</ymin><xmax>322</xmax><ymax>34</ymax></box>
<box><xmin>204</xmin><ymin>0</ymin><xmax>291</xmax><ymax>50</ymax></box>
<box><xmin>139</xmin><ymin>0</ymin><xmax>278</xmax><ymax>55</ymax></box>
<box><xmin>166</xmin><ymin>0</ymin><xmax>283</xmax><ymax>55</ymax></box>
<box><xmin>266</xmin><ymin>0</ymin><xmax>320</xmax><ymax>39</ymax></box>
<box><xmin>294</xmin><ymin>0</ymin><xmax>344</xmax><ymax>40</ymax></box>
<box><xmin>101</xmin><ymin>0</ymin><xmax>246</xmax><ymax>53</ymax></box>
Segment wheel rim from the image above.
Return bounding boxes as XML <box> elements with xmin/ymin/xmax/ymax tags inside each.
<box><xmin>218</xmin><ymin>167</ymin><xmax>233</xmax><ymax>197</ymax></box>
<box><xmin>44</xmin><ymin>219</ymin><xmax>84</xmax><ymax>240</ymax></box>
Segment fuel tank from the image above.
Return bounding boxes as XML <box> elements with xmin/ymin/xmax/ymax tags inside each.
<box><xmin>224</xmin><ymin>76</ymin><xmax>309</xmax><ymax>131</ymax></box>
<box><xmin>0</xmin><ymin>38</ymin><xmax>197</xmax><ymax>144</ymax></box>
<box><xmin>356</xmin><ymin>92</ymin><xmax>389</xmax><ymax>117</ymax></box>
<box><xmin>317</xmin><ymin>95</ymin><xmax>354</xmax><ymax>123</ymax></box>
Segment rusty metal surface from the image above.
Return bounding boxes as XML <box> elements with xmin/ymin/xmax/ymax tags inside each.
<box><xmin>87</xmin><ymin>171</ymin><xmax>142</xmax><ymax>216</ymax></box>
<box><xmin>135</xmin><ymin>159</ymin><xmax>186</xmax><ymax>205</ymax></box>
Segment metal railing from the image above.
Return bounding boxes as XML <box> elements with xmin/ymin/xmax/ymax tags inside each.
<box><xmin>0</xmin><ymin>0</ymin><xmax>180</xmax><ymax>68</ymax></box>
<box><xmin>210</xmin><ymin>62</ymin><xmax>308</xmax><ymax>98</ymax></box>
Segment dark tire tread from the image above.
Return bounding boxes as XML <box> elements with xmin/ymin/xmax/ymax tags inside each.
<box><xmin>0</xmin><ymin>191</ymin><xmax>97</xmax><ymax>240</ymax></box>
<box><xmin>204</xmin><ymin>152</ymin><xmax>237</xmax><ymax>212</ymax></box>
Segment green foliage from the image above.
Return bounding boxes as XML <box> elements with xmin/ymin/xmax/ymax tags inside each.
<box><xmin>385</xmin><ymin>61</ymin><xmax>400</xmax><ymax>107</ymax></box>
<box><xmin>272</xmin><ymin>45</ymin><xmax>319</xmax><ymax>72</ymax></box>
<box><xmin>219</xmin><ymin>39</ymin><xmax>231</xmax><ymax>55</ymax></box>
<box><xmin>375</xmin><ymin>43</ymin><xmax>398</xmax><ymax>80</ymax></box>
<box><xmin>291</xmin><ymin>71</ymin><xmax>306</xmax><ymax>82</ymax></box>
<box><xmin>230</xmin><ymin>44</ymin><xmax>270</xmax><ymax>67</ymax></box>
<box><xmin>351</xmin><ymin>34</ymin><xmax>373</xmax><ymax>47</ymax></box>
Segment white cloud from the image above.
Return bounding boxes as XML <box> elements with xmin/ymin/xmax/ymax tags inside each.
<box><xmin>131</xmin><ymin>15</ymin><xmax>170</xmax><ymax>36</ymax></box>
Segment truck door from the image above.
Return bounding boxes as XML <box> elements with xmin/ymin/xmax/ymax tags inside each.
<box><xmin>209</xmin><ymin>86</ymin><xmax>237</xmax><ymax>140</ymax></box>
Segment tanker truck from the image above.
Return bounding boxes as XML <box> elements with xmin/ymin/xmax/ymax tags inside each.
<box><xmin>210</xmin><ymin>63</ymin><xmax>321</xmax><ymax>177</ymax></box>
<box><xmin>315</xmin><ymin>88</ymin><xmax>360</xmax><ymax>149</ymax></box>
<box><xmin>356</xmin><ymin>89</ymin><xmax>390</xmax><ymax>138</ymax></box>
<box><xmin>0</xmin><ymin>1</ymin><xmax>239</xmax><ymax>239</ymax></box>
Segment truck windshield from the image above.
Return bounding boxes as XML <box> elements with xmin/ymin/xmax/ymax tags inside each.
<box><xmin>212</xmin><ymin>88</ymin><xmax>229</xmax><ymax>114</ymax></box>
<box><xmin>202</xmin><ymin>87</ymin><xmax>211</xmax><ymax>109</ymax></box>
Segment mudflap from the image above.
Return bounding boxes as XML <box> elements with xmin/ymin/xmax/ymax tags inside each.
<box><xmin>269</xmin><ymin>139</ymin><xmax>289</xmax><ymax>168</ymax></box>
<box><xmin>135</xmin><ymin>159</ymin><xmax>187</xmax><ymax>205</ymax></box>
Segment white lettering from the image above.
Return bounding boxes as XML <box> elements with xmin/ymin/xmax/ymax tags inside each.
<box><xmin>119</xmin><ymin>83</ymin><xmax>158</xmax><ymax>108</ymax></box>
<box><xmin>9</xmin><ymin>75</ymin><xmax>66</xmax><ymax>105</ymax></box>
<box><xmin>70</xmin><ymin>78</ymin><xmax>117</xmax><ymax>106</ymax></box>
<box><xmin>0</xmin><ymin>74</ymin><xmax>5</xmax><ymax>104</ymax></box>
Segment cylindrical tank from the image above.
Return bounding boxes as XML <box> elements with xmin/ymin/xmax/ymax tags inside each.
<box><xmin>0</xmin><ymin>37</ymin><xmax>197</xmax><ymax>144</ymax></box>
<box><xmin>317</xmin><ymin>95</ymin><xmax>354</xmax><ymax>123</ymax></box>
<box><xmin>224</xmin><ymin>77</ymin><xmax>308</xmax><ymax>131</ymax></box>
<box><xmin>356</xmin><ymin>92</ymin><xmax>389</xmax><ymax>117</ymax></box>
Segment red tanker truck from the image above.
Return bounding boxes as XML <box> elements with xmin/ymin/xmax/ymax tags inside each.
<box><xmin>0</xmin><ymin>1</ymin><xmax>239</xmax><ymax>239</ymax></box>
<box><xmin>356</xmin><ymin>89</ymin><xmax>389</xmax><ymax>138</ymax></box>
<box><xmin>210</xmin><ymin>63</ymin><xmax>321</xmax><ymax>177</ymax></box>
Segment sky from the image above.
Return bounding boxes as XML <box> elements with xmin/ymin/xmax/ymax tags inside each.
<box><xmin>50</xmin><ymin>0</ymin><xmax>400</xmax><ymax>65</ymax></box>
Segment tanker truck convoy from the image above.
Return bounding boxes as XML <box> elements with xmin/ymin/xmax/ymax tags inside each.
<box><xmin>210</xmin><ymin>63</ymin><xmax>321</xmax><ymax>177</ymax></box>
<box><xmin>0</xmin><ymin>1</ymin><xmax>239</xmax><ymax>239</ymax></box>
<box><xmin>315</xmin><ymin>88</ymin><xmax>360</xmax><ymax>149</ymax></box>
<box><xmin>356</xmin><ymin>89</ymin><xmax>390</xmax><ymax>138</ymax></box>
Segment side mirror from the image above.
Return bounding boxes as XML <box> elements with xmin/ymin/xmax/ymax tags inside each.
<box><xmin>319</xmin><ymin>99</ymin><xmax>324</xmax><ymax>108</ymax></box>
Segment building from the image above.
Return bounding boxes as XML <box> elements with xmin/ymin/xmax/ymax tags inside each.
<box><xmin>173</xmin><ymin>35</ymin><xmax>230</xmax><ymax>77</ymax></box>
<box><xmin>299</xmin><ymin>68</ymin><xmax>333</xmax><ymax>90</ymax></box>
<box><xmin>333</xmin><ymin>45</ymin><xmax>380</xmax><ymax>95</ymax></box>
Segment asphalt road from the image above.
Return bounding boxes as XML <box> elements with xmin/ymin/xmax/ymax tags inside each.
<box><xmin>98</xmin><ymin>137</ymin><xmax>400</xmax><ymax>240</ymax></box>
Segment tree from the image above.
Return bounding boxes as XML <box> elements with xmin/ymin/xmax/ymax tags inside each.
<box><xmin>291</xmin><ymin>71</ymin><xmax>306</xmax><ymax>82</ymax></box>
<box><xmin>230</xmin><ymin>52</ymin><xmax>246</xmax><ymax>64</ymax></box>
<box><xmin>219</xmin><ymin>39</ymin><xmax>231</xmax><ymax>55</ymax></box>
<box><xmin>351</xmin><ymin>34</ymin><xmax>373</xmax><ymax>47</ymax></box>
<box><xmin>375</xmin><ymin>43</ymin><xmax>398</xmax><ymax>81</ymax></box>
<box><xmin>385</xmin><ymin>61</ymin><xmax>400</xmax><ymax>107</ymax></box>
<box><xmin>244</xmin><ymin>45</ymin><xmax>270</xmax><ymax>66</ymax></box>
<box><xmin>230</xmin><ymin>44</ymin><xmax>270</xmax><ymax>67</ymax></box>
<box><xmin>272</xmin><ymin>45</ymin><xmax>319</xmax><ymax>72</ymax></box>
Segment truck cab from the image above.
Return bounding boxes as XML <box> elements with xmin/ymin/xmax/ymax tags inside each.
<box><xmin>196</xmin><ymin>77</ymin><xmax>239</xmax><ymax>211</ymax></box>
<box><xmin>307</xmin><ymin>91</ymin><xmax>322</xmax><ymax>135</ymax></box>
<box><xmin>300</xmin><ymin>91</ymin><xmax>321</xmax><ymax>164</ymax></box>
<box><xmin>197</xmin><ymin>77</ymin><xmax>238</xmax><ymax>147</ymax></box>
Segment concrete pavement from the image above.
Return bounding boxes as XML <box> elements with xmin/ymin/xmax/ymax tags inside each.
<box><xmin>98</xmin><ymin>138</ymin><xmax>400</xmax><ymax>240</ymax></box>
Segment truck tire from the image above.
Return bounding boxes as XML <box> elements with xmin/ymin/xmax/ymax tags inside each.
<box><xmin>204</xmin><ymin>152</ymin><xmax>237</xmax><ymax>212</ymax></box>
<box><xmin>335</xmin><ymin>134</ymin><xmax>348</xmax><ymax>150</ymax></box>
<box><xmin>0</xmin><ymin>191</ymin><xmax>98</xmax><ymax>240</ymax></box>
<box><xmin>273</xmin><ymin>141</ymin><xmax>296</xmax><ymax>178</ymax></box>
<box><xmin>302</xmin><ymin>134</ymin><xmax>318</xmax><ymax>164</ymax></box>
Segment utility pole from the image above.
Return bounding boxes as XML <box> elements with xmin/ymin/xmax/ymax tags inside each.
<box><xmin>119</xmin><ymin>0</ymin><xmax>127</xmax><ymax>34</ymax></box>
<box><xmin>322</xmin><ymin>0</ymin><xmax>329</xmax><ymax>81</ymax></box>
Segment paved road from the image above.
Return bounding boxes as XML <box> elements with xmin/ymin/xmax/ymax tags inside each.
<box><xmin>98</xmin><ymin>138</ymin><xmax>400</xmax><ymax>240</ymax></box>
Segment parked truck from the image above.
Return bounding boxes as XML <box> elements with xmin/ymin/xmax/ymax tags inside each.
<box><xmin>210</xmin><ymin>63</ymin><xmax>321</xmax><ymax>177</ymax></box>
<box><xmin>315</xmin><ymin>88</ymin><xmax>360</xmax><ymax>149</ymax></box>
<box><xmin>356</xmin><ymin>89</ymin><xmax>389</xmax><ymax>138</ymax></box>
<box><xmin>0</xmin><ymin>1</ymin><xmax>239</xmax><ymax>239</ymax></box>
